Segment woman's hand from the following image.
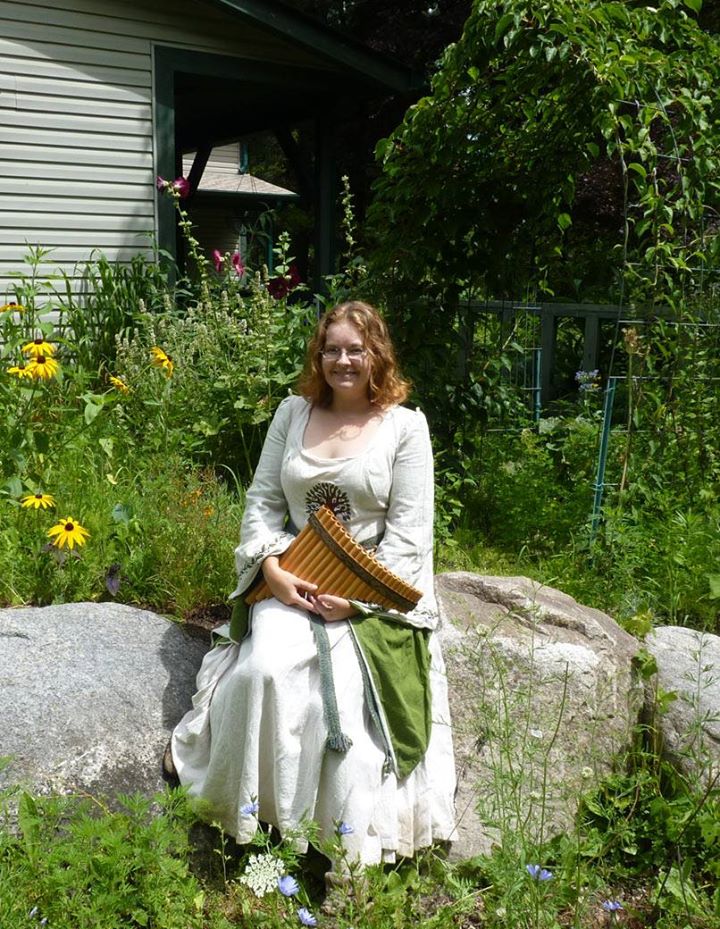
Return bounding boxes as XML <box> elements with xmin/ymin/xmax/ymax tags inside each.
<box><xmin>261</xmin><ymin>556</ymin><xmax>318</xmax><ymax>612</ymax></box>
<box><xmin>310</xmin><ymin>594</ymin><xmax>356</xmax><ymax>623</ymax></box>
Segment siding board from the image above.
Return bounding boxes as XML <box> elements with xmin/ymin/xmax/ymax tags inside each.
<box><xmin>0</xmin><ymin>39</ymin><xmax>149</xmax><ymax>72</ymax></box>
<box><xmin>9</xmin><ymin>92</ymin><xmax>151</xmax><ymax>121</ymax></box>
<box><xmin>0</xmin><ymin>231</ymin><xmax>153</xmax><ymax>245</ymax></box>
<box><xmin>1</xmin><ymin>150</ymin><xmax>152</xmax><ymax>170</ymax></box>
<box><xmin>16</xmin><ymin>75</ymin><xmax>148</xmax><ymax>104</ymax></box>
<box><xmin>3</xmin><ymin>126</ymin><xmax>152</xmax><ymax>152</ymax></box>
<box><xmin>0</xmin><ymin>195</ymin><xmax>154</xmax><ymax>214</ymax></box>
<box><xmin>2</xmin><ymin>110</ymin><xmax>152</xmax><ymax>136</ymax></box>
<box><xmin>3</xmin><ymin>179</ymin><xmax>152</xmax><ymax>200</ymax></box>
<box><xmin>5</xmin><ymin>54</ymin><xmax>150</xmax><ymax>87</ymax></box>
<box><xmin>1</xmin><ymin>214</ymin><xmax>154</xmax><ymax>231</ymax></box>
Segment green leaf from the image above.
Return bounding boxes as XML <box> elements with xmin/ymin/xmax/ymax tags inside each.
<box><xmin>707</xmin><ymin>574</ymin><xmax>720</xmax><ymax>600</ymax></box>
<box><xmin>557</xmin><ymin>212</ymin><xmax>572</xmax><ymax>231</ymax></box>
<box><xmin>627</xmin><ymin>162</ymin><xmax>647</xmax><ymax>179</ymax></box>
<box><xmin>684</xmin><ymin>0</ymin><xmax>702</xmax><ymax>12</ymax></box>
<box><xmin>3</xmin><ymin>476</ymin><xmax>24</xmax><ymax>499</ymax></box>
<box><xmin>84</xmin><ymin>400</ymin><xmax>101</xmax><ymax>425</ymax></box>
<box><xmin>111</xmin><ymin>503</ymin><xmax>133</xmax><ymax>525</ymax></box>
<box><xmin>494</xmin><ymin>13</ymin><xmax>514</xmax><ymax>43</ymax></box>
<box><xmin>99</xmin><ymin>437</ymin><xmax>114</xmax><ymax>458</ymax></box>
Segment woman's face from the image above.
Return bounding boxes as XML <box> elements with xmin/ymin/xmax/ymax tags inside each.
<box><xmin>320</xmin><ymin>319</ymin><xmax>372</xmax><ymax>402</ymax></box>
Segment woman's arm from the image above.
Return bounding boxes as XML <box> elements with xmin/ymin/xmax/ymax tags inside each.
<box><xmin>375</xmin><ymin>409</ymin><xmax>434</xmax><ymax>586</ymax></box>
<box><xmin>230</xmin><ymin>395</ymin><xmax>315</xmax><ymax>606</ymax></box>
<box><xmin>367</xmin><ymin>409</ymin><xmax>436</xmax><ymax>629</ymax></box>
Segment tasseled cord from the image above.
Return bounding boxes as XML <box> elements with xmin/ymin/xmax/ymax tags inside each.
<box><xmin>310</xmin><ymin>614</ymin><xmax>353</xmax><ymax>753</ymax></box>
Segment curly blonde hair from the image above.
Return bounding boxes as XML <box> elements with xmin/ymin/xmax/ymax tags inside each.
<box><xmin>297</xmin><ymin>301</ymin><xmax>411</xmax><ymax>409</ymax></box>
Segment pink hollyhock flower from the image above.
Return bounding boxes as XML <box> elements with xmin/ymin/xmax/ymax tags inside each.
<box><xmin>156</xmin><ymin>176</ymin><xmax>169</xmax><ymax>192</ymax></box>
<box><xmin>172</xmin><ymin>176</ymin><xmax>190</xmax><ymax>198</ymax></box>
<box><xmin>231</xmin><ymin>251</ymin><xmax>245</xmax><ymax>277</ymax></box>
<box><xmin>267</xmin><ymin>262</ymin><xmax>301</xmax><ymax>299</ymax></box>
<box><xmin>212</xmin><ymin>249</ymin><xmax>224</xmax><ymax>273</ymax></box>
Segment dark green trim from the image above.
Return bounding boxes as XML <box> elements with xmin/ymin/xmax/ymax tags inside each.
<box><xmin>154</xmin><ymin>56</ymin><xmax>176</xmax><ymax>271</ymax></box>
<box><xmin>201</xmin><ymin>0</ymin><xmax>420</xmax><ymax>92</ymax></box>
<box><xmin>156</xmin><ymin>45</ymin><xmax>362</xmax><ymax>92</ymax></box>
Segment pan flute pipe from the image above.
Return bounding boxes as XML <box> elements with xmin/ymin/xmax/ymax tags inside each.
<box><xmin>245</xmin><ymin>505</ymin><xmax>422</xmax><ymax>613</ymax></box>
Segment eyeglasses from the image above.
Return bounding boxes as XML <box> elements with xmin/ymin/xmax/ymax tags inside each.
<box><xmin>320</xmin><ymin>347</ymin><xmax>367</xmax><ymax>361</ymax></box>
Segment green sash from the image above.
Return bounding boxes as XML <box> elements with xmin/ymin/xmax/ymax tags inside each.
<box><xmin>352</xmin><ymin>615</ymin><xmax>432</xmax><ymax>779</ymax></box>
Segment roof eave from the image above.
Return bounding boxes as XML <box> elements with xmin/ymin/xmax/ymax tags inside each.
<box><xmin>201</xmin><ymin>0</ymin><xmax>422</xmax><ymax>93</ymax></box>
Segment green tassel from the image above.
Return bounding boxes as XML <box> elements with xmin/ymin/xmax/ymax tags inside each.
<box><xmin>310</xmin><ymin>615</ymin><xmax>352</xmax><ymax>754</ymax></box>
<box><xmin>327</xmin><ymin>732</ymin><xmax>353</xmax><ymax>753</ymax></box>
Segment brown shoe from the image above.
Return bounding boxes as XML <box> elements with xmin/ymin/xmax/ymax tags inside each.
<box><xmin>162</xmin><ymin>739</ymin><xmax>179</xmax><ymax>785</ymax></box>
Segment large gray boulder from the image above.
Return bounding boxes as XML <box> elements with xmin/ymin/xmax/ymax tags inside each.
<box><xmin>436</xmin><ymin>574</ymin><xmax>643</xmax><ymax>860</ymax></box>
<box><xmin>0</xmin><ymin>603</ymin><xmax>209</xmax><ymax>799</ymax></box>
<box><xmin>645</xmin><ymin>626</ymin><xmax>720</xmax><ymax>789</ymax></box>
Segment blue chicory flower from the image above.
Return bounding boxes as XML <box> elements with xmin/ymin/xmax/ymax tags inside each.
<box><xmin>526</xmin><ymin>863</ymin><xmax>553</xmax><ymax>881</ymax></box>
<box><xmin>601</xmin><ymin>900</ymin><xmax>623</xmax><ymax>912</ymax></box>
<box><xmin>335</xmin><ymin>821</ymin><xmax>353</xmax><ymax>836</ymax></box>
<box><xmin>297</xmin><ymin>907</ymin><xmax>317</xmax><ymax>926</ymax></box>
<box><xmin>240</xmin><ymin>800</ymin><xmax>259</xmax><ymax>815</ymax></box>
<box><xmin>278</xmin><ymin>875</ymin><xmax>300</xmax><ymax>897</ymax></box>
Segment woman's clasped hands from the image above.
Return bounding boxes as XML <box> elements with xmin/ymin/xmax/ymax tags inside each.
<box><xmin>261</xmin><ymin>556</ymin><xmax>356</xmax><ymax>622</ymax></box>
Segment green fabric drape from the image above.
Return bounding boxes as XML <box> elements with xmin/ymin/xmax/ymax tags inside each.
<box><xmin>352</xmin><ymin>615</ymin><xmax>432</xmax><ymax>779</ymax></box>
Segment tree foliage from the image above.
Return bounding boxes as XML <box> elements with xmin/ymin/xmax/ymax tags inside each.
<box><xmin>368</xmin><ymin>0</ymin><xmax>720</xmax><ymax>306</ymax></box>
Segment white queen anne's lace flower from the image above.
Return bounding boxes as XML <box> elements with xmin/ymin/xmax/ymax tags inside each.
<box><xmin>238</xmin><ymin>853</ymin><xmax>285</xmax><ymax>897</ymax></box>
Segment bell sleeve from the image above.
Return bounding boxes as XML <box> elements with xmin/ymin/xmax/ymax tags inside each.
<box><xmin>352</xmin><ymin>409</ymin><xmax>438</xmax><ymax>631</ymax></box>
<box><xmin>228</xmin><ymin>395</ymin><xmax>299</xmax><ymax>600</ymax></box>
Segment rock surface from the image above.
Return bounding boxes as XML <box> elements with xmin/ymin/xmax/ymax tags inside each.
<box><xmin>645</xmin><ymin>625</ymin><xmax>720</xmax><ymax>789</ymax></box>
<box><xmin>0</xmin><ymin>603</ymin><xmax>209</xmax><ymax>800</ymax></box>
<box><xmin>436</xmin><ymin>573</ymin><xmax>643</xmax><ymax>860</ymax></box>
<box><xmin>2</xmin><ymin>586</ymin><xmax>648</xmax><ymax>864</ymax></box>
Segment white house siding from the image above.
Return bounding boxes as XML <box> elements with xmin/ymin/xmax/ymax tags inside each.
<box><xmin>0</xmin><ymin>0</ymin><xmax>328</xmax><ymax>301</ymax></box>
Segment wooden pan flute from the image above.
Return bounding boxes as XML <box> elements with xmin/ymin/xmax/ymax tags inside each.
<box><xmin>245</xmin><ymin>505</ymin><xmax>422</xmax><ymax>613</ymax></box>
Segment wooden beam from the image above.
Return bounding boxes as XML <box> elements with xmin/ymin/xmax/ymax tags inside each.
<box><xmin>186</xmin><ymin>143</ymin><xmax>212</xmax><ymax>198</ymax></box>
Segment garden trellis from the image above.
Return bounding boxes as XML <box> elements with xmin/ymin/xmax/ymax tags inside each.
<box><xmin>460</xmin><ymin>299</ymin><xmax>720</xmax><ymax>537</ymax></box>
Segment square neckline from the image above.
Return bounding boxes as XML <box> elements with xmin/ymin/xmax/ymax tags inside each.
<box><xmin>299</xmin><ymin>401</ymin><xmax>394</xmax><ymax>462</ymax></box>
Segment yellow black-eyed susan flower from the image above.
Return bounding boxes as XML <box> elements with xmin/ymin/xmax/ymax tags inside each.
<box><xmin>109</xmin><ymin>375</ymin><xmax>131</xmax><ymax>394</ymax></box>
<box><xmin>0</xmin><ymin>301</ymin><xmax>25</xmax><ymax>313</ymax></box>
<box><xmin>7</xmin><ymin>363</ymin><xmax>33</xmax><ymax>379</ymax></box>
<box><xmin>27</xmin><ymin>354</ymin><xmax>60</xmax><ymax>380</ymax></box>
<box><xmin>22</xmin><ymin>338</ymin><xmax>56</xmax><ymax>358</ymax></box>
<box><xmin>150</xmin><ymin>346</ymin><xmax>174</xmax><ymax>377</ymax></box>
<box><xmin>47</xmin><ymin>516</ymin><xmax>90</xmax><ymax>550</ymax></box>
<box><xmin>21</xmin><ymin>492</ymin><xmax>56</xmax><ymax>510</ymax></box>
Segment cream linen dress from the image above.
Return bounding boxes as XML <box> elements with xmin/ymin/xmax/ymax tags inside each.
<box><xmin>172</xmin><ymin>395</ymin><xmax>456</xmax><ymax>864</ymax></box>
